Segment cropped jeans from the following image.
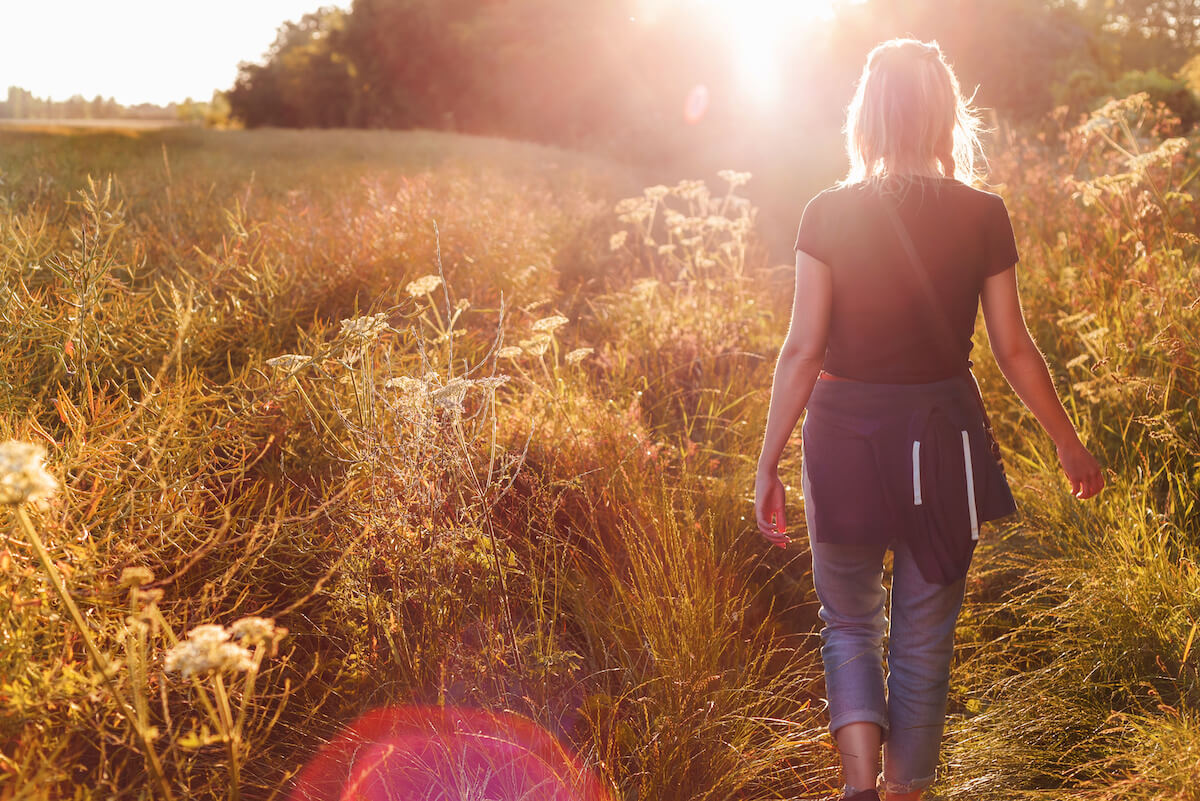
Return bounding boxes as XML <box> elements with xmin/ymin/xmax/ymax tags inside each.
<box><xmin>804</xmin><ymin>469</ymin><xmax>968</xmax><ymax>795</ymax></box>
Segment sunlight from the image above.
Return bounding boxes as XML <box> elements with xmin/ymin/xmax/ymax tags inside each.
<box><xmin>697</xmin><ymin>0</ymin><xmax>835</xmax><ymax>104</ymax></box>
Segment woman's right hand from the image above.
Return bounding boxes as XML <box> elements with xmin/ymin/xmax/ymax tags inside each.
<box><xmin>1056</xmin><ymin>438</ymin><xmax>1105</xmax><ymax>499</ymax></box>
<box><xmin>755</xmin><ymin>467</ymin><xmax>790</xmax><ymax>549</ymax></box>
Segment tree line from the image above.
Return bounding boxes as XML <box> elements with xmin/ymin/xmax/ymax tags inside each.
<box><xmin>0</xmin><ymin>87</ymin><xmax>179</xmax><ymax>121</ymax></box>
<box><xmin>226</xmin><ymin>0</ymin><xmax>1200</xmax><ymax>163</ymax></box>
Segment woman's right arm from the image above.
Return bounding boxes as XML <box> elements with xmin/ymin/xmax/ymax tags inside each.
<box><xmin>980</xmin><ymin>266</ymin><xmax>1105</xmax><ymax>499</ymax></box>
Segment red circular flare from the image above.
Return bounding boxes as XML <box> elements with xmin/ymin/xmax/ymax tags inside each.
<box><xmin>684</xmin><ymin>84</ymin><xmax>709</xmax><ymax>124</ymax></box>
<box><xmin>288</xmin><ymin>704</ymin><xmax>613</xmax><ymax>801</ymax></box>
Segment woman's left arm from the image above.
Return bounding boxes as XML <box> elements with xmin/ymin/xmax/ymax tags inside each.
<box><xmin>755</xmin><ymin>249</ymin><xmax>832</xmax><ymax>548</ymax></box>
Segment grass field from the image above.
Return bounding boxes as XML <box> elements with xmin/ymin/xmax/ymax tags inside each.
<box><xmin>1</xmin><ymin>101</ymin><xmax>1198</xmax><ymax>800</ymax></box>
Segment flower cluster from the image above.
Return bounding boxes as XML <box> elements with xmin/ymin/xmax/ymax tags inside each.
<box><xmin>164</xmin><ymin>623</ymin><xmax>257</xmax><ymax>679</ymax></box>
<box><xmin>384</xmin><ymin>370</ymin><xmax>511</xmax><ymax>416</ymax></box>
<box><xmin>230</xmin><ymin>615</ymin><xmax>288</xmax><ymax>653</ymax></box>
<box><xmin>0</xmin><ymin>440</ymin><xmax>58</xmax><ymax>506</ymax></box>
<box><xmin>609</xmin><ymin>171</ymin><xmax>757</xmax><ymax>283</ymax></box>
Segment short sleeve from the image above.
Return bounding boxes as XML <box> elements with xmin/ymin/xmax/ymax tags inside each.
<box><xmin>794</xmin><ymin>191</ymin><xmax>835</xmax><ymax>265</ymax></box>
<box><xmin>983</xmin><ymin>195</ymin><xmax>1020</xmax><ymax>277</ymax></box>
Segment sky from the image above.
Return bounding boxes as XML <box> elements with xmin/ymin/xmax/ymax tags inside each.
<box><xmin>1</xmin><ymin>1</ymin><xmax>345</xmax><ymax>106</ymax></box>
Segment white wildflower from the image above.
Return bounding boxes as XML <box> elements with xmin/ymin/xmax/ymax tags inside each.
<box><xmin>643</xmin><ymin>185</ymin><xmax>670</xmax><ymax>201</ymax></box>
<box><xmin>614</xmin><ymin>198</ymin><xmax>643</xmax><ymax>215</ymax></box>
<box><xmin>657</xmin><ymin>244</ymin><xmax>677</xmax><ymax>256</ymax></box>
<box><xmin>717</xmin><ymin>169</ymin><xmax>752</xmax><ymax>188</ymax></box>
<box><xmin>384</xmin><ymin>376</ymin><xmax>427</xmax><ymax>395</ymax></box>
<box><xmin>474</xmin><ymin>375</ymin><xmax>511</xmax><ymax>391</ymax></box>
<box><xmin>230</xmin><ymin>616</ymin><xmax>286</xmax><ymax>648</ymax></box>
<box><xmin>118</xmin><ymin>567</ymin><xmax>155</xmax><ymax>590</ymax></box>
<box><xmin>609</xmin><ymin>231</ymin><xmax>628</xmax><ymax>251</ymax></box>
<box><xmin>565</xmin><ymin>347</ymin><xmax>593</xmax><ymax>366</ymax></box>
<box><xmin>497</xmin><ymin>346</ymin><xmax>523</xmax><ymax>360</ymax></box>
<box><xmin>406</xmin><ymin>274</ymin><xmax>443</xmax><ymax>298</ymax></box>
<box><xmin>0</xmin><ymin>441</ymin><xmax>58</xmax><ymax>506</ymax></box>
<box><xmin>339</xmin><ymin>313</ymin><xmax>389</xmax><ymax>342</ymax></box>
<box><xmin>520</xmin><ymin>335</ymin><xmax>552</xmax><ymax>357</ymax></box>
<box><xmin>164</xmin><ymin>623</ymin><xmax>255</xmax><ymax>678</ymax></box>
<box><xmin>265</xmin><ymin>354</ymin><xmax>311</xmax><ymax>374</ymax></box>
<box><xmin>631</xmin><ymin>278</ymin><xmax>659</xmax><ymax>299</ymax></box>
<box><xmin>531</xmin><ymin>314</ymin><xmax>569</xmax><ymax>334</ymax></box>
<box><xmin>430</xmin><ymin>377</ymin><xmax>471</xmax><ymax>413</ymax></box>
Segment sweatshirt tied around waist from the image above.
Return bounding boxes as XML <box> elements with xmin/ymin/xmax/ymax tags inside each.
<box><xmin>800</xmin><ymin>371</ymin><xmax>1017</xmax><ymax>585</ymax></box>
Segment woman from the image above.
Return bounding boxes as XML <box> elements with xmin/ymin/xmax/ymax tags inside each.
<box><xmin>753</xmin><ymin>39</ymin><xmax>1104</xmax><ymax>801</ymax></box>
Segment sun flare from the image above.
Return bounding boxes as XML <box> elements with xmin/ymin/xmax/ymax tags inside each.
<box><xmin>698</xmin><ymin>0</ymin><xmax>836</xmax><ymax>103</ymax></box>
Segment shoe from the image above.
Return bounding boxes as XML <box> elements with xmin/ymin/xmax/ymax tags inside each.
<box><xmin>838</xmin><ymin>790</ymin><xmax>880</xmax><ymax>801</ymax></box>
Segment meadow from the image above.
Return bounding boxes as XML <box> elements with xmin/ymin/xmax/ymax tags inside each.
<box><xmin>0</xmin><ymin>98</ymin><xmax>1197</xmax><ymax>800</ymax></box>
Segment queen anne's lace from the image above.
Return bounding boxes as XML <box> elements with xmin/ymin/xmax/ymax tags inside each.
<box><xmin>0</xmin><ymin>441</ymin><xmax>58</xmax><ymax>506</ymax></box>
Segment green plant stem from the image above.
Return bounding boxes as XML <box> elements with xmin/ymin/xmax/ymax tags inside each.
<box><xmin>13</xmin><ymin>505</ymin><xmax>176</xmax><ymax>801</ymax></box>
<box><xmin>213</xmin><ymin>673</ymin><xmax>242</xmax><ymax>801</ymax></box>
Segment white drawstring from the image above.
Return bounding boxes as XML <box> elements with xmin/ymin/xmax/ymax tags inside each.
<box><xmin>912</xmin><ymin>440</ymin><xmax>923</xmax><ymax>505</ymax></box>
<box><xmin>961</xmin><ymin>430</ymin><xmax>979</xmax><ymax>540</ymax></box>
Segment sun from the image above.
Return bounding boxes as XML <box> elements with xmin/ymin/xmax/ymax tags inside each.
<box><xmin>696</xmin><ymin>0</ymin><xmax>836</xmax><ymax>103</ymax></box>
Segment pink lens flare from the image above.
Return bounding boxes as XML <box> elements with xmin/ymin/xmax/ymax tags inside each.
<box><xmin>683</xmin><ymin>84</ymin><xmax>709</xmax><ymax>124</ymax></box>
<box><xmin>288</xmin><ymin>704</ymin><xmax>613</xmax><ymax>801</ymax></box>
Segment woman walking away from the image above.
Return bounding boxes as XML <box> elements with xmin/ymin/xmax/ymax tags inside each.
<box><xmin>753</xmin><ymin>38</ymin><xmax>1104</xmax><ymax>801</ymax></box>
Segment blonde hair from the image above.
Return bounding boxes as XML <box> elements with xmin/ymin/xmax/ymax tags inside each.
<box><xmin>842</xmin><ymin>38</ymin><xmax>984</xmax><ymax>188</ymax></box>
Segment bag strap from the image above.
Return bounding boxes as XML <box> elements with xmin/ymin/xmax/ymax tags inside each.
<box><xmin>880</xmin><ymin>197</ymin><xmax>1006</xmax><ymax>469</ymax></box>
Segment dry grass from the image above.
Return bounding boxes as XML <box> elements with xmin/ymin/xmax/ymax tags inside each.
<box><xmin>1</xmin><ymin>100</ymin><xmax>1197</xmax><ymax>800</ymax></box>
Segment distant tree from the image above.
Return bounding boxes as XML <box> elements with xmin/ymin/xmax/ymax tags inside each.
<box><xmin>228</xmin><ymin>6</ymin><xmax>357</xmax><ymax>128</ymax></box>
<box><xmin>1082</xmin><ymin>0</ymin><xmax>1200</xmax><ymax>66</ymax></box>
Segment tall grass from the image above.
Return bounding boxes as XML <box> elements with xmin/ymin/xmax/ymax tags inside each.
<box><xmin>0</xmin><ymin>127</ymin><xmax>831</xmax><ymax>799</ymax></box>
<box><xmin>1</xmin><ymin>100</ymin><xmax>1196</xmax><ymax>801</ymax></box>
<box><xmin>938</xmin><ymin>94</ymin><xmax>1200</xmax><ymax>799</ymax></box>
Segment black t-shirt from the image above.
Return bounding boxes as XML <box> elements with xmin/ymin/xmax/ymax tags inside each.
<box><xmin>794</xmin><ymin>177</ymin><xmax>1020</xmax><ymax>384</ymax></box>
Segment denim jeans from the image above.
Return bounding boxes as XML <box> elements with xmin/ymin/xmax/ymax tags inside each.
<box><xmin>804</xmin><ymin>466</ymin><xmax>967</xmax><ymax>795</ymax></box>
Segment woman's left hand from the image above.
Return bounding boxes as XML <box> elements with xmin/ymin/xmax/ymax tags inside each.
<box><xmin>755</xmin><ymin>467</ymin><xmax>790</xmax><ymax>549</ymax></box>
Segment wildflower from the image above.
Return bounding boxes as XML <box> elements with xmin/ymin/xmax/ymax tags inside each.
<box><xmin>565</xmin><ymin>347</ymin><xmax>593</xmax><ymax>366</ymax></box>
<box><xmin>631</xmin><ymin>278</ymin><xmax>659</xmax><ymax>299</ymax></box>
<box><xmin>531</xmin><ymin>314</ymin><xmax>569</xmax><ymax>334</ymax></box>
<box><xmin>406</xmin><ymin>274</ymin><xmax>443</xmax><ymax>298</ymax></box>
<box><xmin>520</xmin><ymin>335</ymin><xmax>552</xmax><ymax>357</ymax></box>
<box><xmin>657</xmin><ymin>244</ymin><xmax>676</xmax><ymax>256</ymax></box>
<box><xmin>164</xmin><ymin>623</ymin><xmax>255</xmax><ymax>678</ymax></box>
<box><xmin>433</xmin><ymin>376</ymin><xmax>472</xmax><ymax>406</ymax></box>
<box><xmin>0</xmin><ymin>441</ymin><xmax>58</xmax><ymax>506</ymax></box>
<box><xmin>643</xmin><ymin>184</ymin><xmax>670</xmax><ymax>201</ymax></box>
<box><xmin>497</xmin><ymin>346</ymin><xmax>523</xmax><ymax>360</ymax></box>
<box><xmin>717</xmin><ymin>169</ymin><xmax>752</xmax><ymax>188</ymax></box>
<box><xmin>614</xmin><ymin>197</ymin><xmax>643</xmax><ymax>215</ymax></box>
<box><xmin>609</xmin><ymin>231</ymin><xmax>628</xmax><ymax>251</ymax></box>
<box><xmin>674</xmin><ymin>179</ymin><xmax>708</xmax><ymax>201</ymax></box>
<box><xmin>230</xmin><ymin>616</ymin><xmax>287</xmax><ymax>649</ymax></box>
<box><xmin>384</xmin><ymin>376</ymin><xmax>426</xmax><ymax>395</ymax></box>
<box><xmin>119</xmin><ymin>566</ymin><xmax>155</xmax><ymax>590</ymax></box>
<box><xmin>339</xmin><ymin>313</ymin><xmax>389</xmax><ymax>342</ymax></box>
<box><xmin>265</xmin><ymin>354</ymin><xmax>311</xmax><ymax>374</ymax></box>
<box><xmin>474</xmin><ymin>376</ymin><xmax>511</xmax><ymax>390</ymax></box>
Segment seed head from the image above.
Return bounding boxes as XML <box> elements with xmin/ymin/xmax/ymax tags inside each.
<box><xmin>164</xmin><ymin>623</ymin><xmax>255</xmax><ymax>678</ymax></box>
<box><xmin>530</xmin><ymin>315</ymin><xmax>569</xmax><ymax>334</ymax></box>
<box><xmin>230</xmin><ymin>616</ymin><xmax>287</xmax><ymax>649</ymax></box>
<box><xmin>406</xmin><ymin>274</ymin><xmax>443</xmax><ymax>298</ymax></box>
<box><xmin>119</xmin><ymin>566</ymin><xmax>155</xmax><ymax>590</ymax></box>
<box><xmin>0</xmin><ymin>441</ymin><xmax>58</xmax><ymax>506</ymax></box>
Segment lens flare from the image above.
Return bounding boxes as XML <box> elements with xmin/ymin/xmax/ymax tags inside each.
<box><xmin>289</xmin><ymin>705</ymin><xmax>613</xmax><ymax>801</ymax></box>
<box><xmin>684</xmin><ymin>83</ymin><xmax>710</xmax><ymax>124</ymax></box>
